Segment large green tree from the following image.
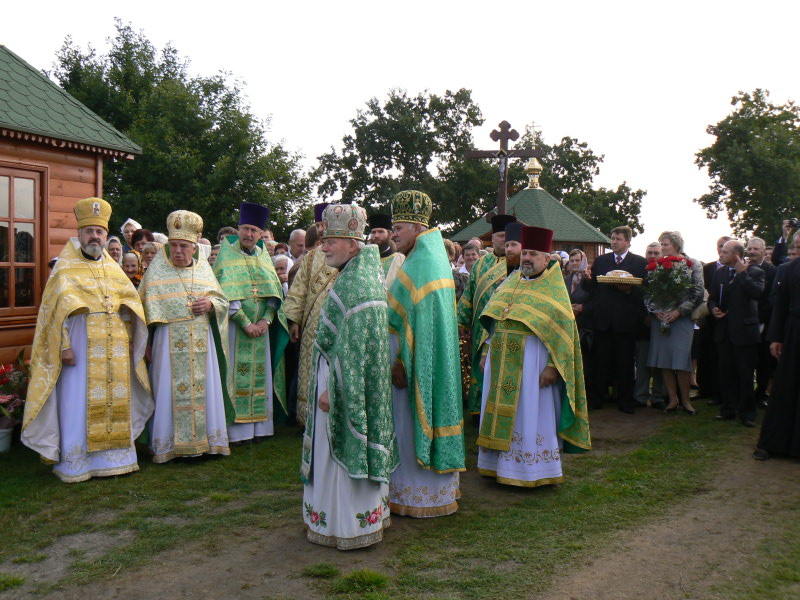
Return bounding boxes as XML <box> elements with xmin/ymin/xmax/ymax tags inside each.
<box><xmin>53</xmin><ymin>20</ymin><xmax>313</xmax><ymax>239</ymax></box>
<box><xmin>695</xmin><ymin>89</ymin><xmax>800</xmax><ymax>238</ymax></box>
<box><xmin>316</xmin><ymin>92</ymin><xmax>645</xmax><ymax>234</ymax></box>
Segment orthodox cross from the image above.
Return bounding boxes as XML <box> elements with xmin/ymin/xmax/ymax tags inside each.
<box><xmin>465</xmin><ymin>120</ymin><xmax>543</xmax><ymax>215</ymax></box>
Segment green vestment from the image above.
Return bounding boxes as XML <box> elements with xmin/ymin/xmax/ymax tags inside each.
<box><xmin>478</xmin><ymin>261</ymin><xmax>591</xmax><ymax>453</ymax></box>
<box><xmin>300</xmin><ymin>245</ymin><xmax>399</xmax><ymax>484</ymax></box>
<box><xmin>387</xmin><ymin>228</ymin><xmax>465</xmax><ymax>473</ymax></box>
<box><xmin>213</xmin><ymin>237</ymin><xmax>289</xmax><ymax>419</ymax></box>
<box><xmin>139</xmin><ymin>247</ymin><xmax>233</xmax><ymax>452</ymax></box>
<box><xmin>456</xmin><ymin>253</ymin><xmax>507</xmax><ymax>414</ymax></box>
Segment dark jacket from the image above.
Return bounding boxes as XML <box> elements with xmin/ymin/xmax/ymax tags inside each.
<box><xmin>752</xmin><ymin>260</ymin><xmax>777</xmax><ymax>325</ymax></box>
<box><xmin>582</xmin><ymin>251</ymin><xmax>648</xmax><ymax>334</ymax></box>
<box><xmin>708</xmin><ymin>264</ymin><xmax>765</xmax><ymax>346</ymax></box>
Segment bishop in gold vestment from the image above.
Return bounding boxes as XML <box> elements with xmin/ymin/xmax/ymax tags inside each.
<box><xmin>22</xmin><ymin>198</ymin><xmax>153</xmax><ymax>482</ymax></box>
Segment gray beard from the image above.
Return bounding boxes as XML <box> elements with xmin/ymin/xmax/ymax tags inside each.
<box><xmin>520</xmin><ymin>265</ymin><xmax>536</xmax><ymax>278</ymax></box>
<box><xmin>82</xmin><ymin>243</ymin><xmax>103</xmax><ymax>258</ymax></box>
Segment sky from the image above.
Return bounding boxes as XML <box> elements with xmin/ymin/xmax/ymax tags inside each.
<box><xmin>4</xmin><ymin>0</ymin><xmax>798</xmax><ymax>259</ymax></box>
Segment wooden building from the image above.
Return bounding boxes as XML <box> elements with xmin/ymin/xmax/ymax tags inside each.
<box><xmin>451</xmin><ymin>158</ymin><xmax>610</xmax><ymax>263</ymax></box>
<box><xmin>0</xmin><ymin>45</ymin><xmax>141</xmax><ymax>362</ymax></box>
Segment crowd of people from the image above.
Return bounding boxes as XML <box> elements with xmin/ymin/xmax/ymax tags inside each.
<box><xmin>19</xmin><ymin>193</ymin><xmax>800</xmax><ymax>551</ymax></box>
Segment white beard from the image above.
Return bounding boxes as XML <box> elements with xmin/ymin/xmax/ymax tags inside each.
<box><xmin>82</xmin><ymin>243</ymin><xmax>103</xmax><ymax>258</ymax></box>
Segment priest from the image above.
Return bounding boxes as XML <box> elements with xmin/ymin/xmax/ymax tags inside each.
<box><xmin>22</xmin><ymin>198</ymin><xmax>153</xmax><ymax>482</ymax></box>
<box><xmin>477</xmin><ymin>226</ymin><xmax>591</xmax><ymax>487</ymax></box>
<box><xmin>140</xmin><ymin>210</ymin><xmax>232</xmax><ymax>463</ymax></box>
<box><xmin>387</xmin><ymin>190</ymin><xmax>465</xmax><ymax>517</ymax></box>
<box><xmin>213</xmin><ymin>202</ymin><xmax>289</xmax><ymax>442</ymax></box>
<box><xmin>284</xmin><ymin>203</ymin><xmax>339</xmax><ymax>425</ymax></box>
<box><xmin>457</xmin><ymin>215</ymin><xmax>517</xmax><ymax>415</ymax></box>
<box><xmin>300</xmin><ymin>203</ymin><xmax>398</xmax><ymax>549</ymax></box>
<box><xmin>367</xmin><ymin>213</ymin><xmax>405</xmax><ymax>288</ymax></box>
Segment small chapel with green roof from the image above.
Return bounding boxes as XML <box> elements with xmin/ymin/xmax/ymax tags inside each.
<box><xmin>451</xmin><ymin>158</ymin><xmax>610</xmax><ymax>261</ymax></box>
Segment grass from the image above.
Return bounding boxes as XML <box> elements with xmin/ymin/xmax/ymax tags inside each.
<box><xmin>0</xmin><ymin>573</ymin><xmax>25</xmax><ymax>591</ymax></box>
<box><xmin>2</xmin><ymin>414</ymin><xmax>798</xmax><ymax>598</ymax></box>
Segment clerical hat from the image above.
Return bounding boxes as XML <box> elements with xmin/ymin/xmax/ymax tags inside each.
<box><xmin>521</xmin><ymin>226</ymin><xmax>554</xmax><ymax>253</ymax></box>
<box><xmin>491</xmin><ymin>214</ymin><xmax>517</xmax><ymax>233</ymax></box>
<box><xmin>322</xmin><ymin>203</ymin><xmax>367</xmax><ymax>240</ymax></box>
<box><xmin>167</xmin><ymin>210</ymin><xmax>203</xmax><ymax>243</ymax></box>
<box><xmin>314</xmin><ymin>202</ymin><xmax>330</xmax><ymax>223</ymax></box>
<box><xmin>74</xmin><ymin>197</ymin><xmax>112</xmax><ymax>230</ymax></box>
<box><xmin>505</xmin><ymin>222</ymin><xmax>525</xmax><ymax>243</ymax></box>
<box><xmin>392</xmin><ymin>190</ymin><xmax>432</xmax><ymax>227</ymax></box>
<box><xmin>239</xmin><ymin>202</ymin><xmax>269</xmax><ymax>230</ymax></box>
<box><xmin>368</xmin><ymin>213</ymin><xmax>392</xmax><ymax>231</ymax></box>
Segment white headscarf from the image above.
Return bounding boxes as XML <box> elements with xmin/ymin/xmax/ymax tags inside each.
<box><xmin>120</xmin><ymin>218</ymin><xmax>142</xmax><ymax>234</ymax></box>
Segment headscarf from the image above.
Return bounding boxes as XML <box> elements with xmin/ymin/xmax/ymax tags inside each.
<box><xmin>120</xmin><ymin>218</ymin><xmax>142</xmax><ymax>234</ymax></box>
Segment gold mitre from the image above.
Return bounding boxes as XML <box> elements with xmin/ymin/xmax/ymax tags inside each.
<box><xmin>74</xmin><ymin>197</ymin><xmax>112</xmax><ymax>230</ymax></box>
<box><xmin>167</xmin><ymin>210</ymin><xmax>203</xmax><ymax>243</ymax></box>
<box><xmin>392</xmin><ymin>190</ymin><xmax>432</xmax><ymax>227</ymax></box>
<box><xmin>322</xmin><ymin>203</ymin><xmax>367</xmax><ymax>240</ymax></box>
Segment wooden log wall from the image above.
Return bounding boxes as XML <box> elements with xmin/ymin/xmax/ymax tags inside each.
<box><xmin>0</xmin><ymin>139</ymin><xmax>102</xmax><ymax>363</ymax></box>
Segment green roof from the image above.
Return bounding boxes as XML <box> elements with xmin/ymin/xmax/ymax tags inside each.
<box><xmin>452</xmin><ymin>186</ymin><xmax>610</xmax><ymax>244</ymax></box>
<box><xmin>0</xmin><ymin>45</ymin><xmax>141</xmax><ymax>155</ymax></box>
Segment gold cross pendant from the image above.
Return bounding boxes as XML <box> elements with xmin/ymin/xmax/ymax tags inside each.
<box><xmin>104</xmin><ymin>296</ymin><xmax>112</xmax><ymax>313</ymax></box>
<box><xmin>251</xmin><ymin>284</ymin><xmax>259</xmax><ymax>297</ymax></box>
<box><xmin>502</xmin><ymin>304</ymin><xmax>511</xmax><ymax>317</ymax></box>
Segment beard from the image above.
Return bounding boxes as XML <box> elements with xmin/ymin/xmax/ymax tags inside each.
<box><xmin>506</xmin><ymin>255</ymin><xmax>520</xmax><ymax>268</ymax></box>
<box><xmin>520</xmin><ymin>264</ymin><xmax>537</xmax><ymax>278</ymax></box>
<box><xmin>82</xmin><ymin>242</ymin><xmax>103</xmax><ymax>258</ymax></box>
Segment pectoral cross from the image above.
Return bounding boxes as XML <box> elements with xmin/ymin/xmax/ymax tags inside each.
<box><xmin>465</xmin><ymin>121</ymin><xmax>543</xmax><ymax>215</ymax></box>
<box><xmin>251</xmin><ymin>284</ymin><xmax>259</xmax><ymax>298</ymax></box>
<box><xmin>103</xmin><ymin>295</ymin><xmax>112</xmax><ymax>313</ymax></box>
<box><xmin>502</xmin><ymin>303</ymin><xmax>512</xmax><ymax>317</ymax></box>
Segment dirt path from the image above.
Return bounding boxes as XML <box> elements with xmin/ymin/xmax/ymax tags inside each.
<box><xmin>6</xmin><ymin>408</ymin><xmax>798</xmax><ymax>600</ymax></box>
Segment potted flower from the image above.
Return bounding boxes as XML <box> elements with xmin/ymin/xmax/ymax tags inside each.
<box><xmin>0</xmin><ymin>352</ymin><xmax>30</xmax><ymax>453</ymax></box>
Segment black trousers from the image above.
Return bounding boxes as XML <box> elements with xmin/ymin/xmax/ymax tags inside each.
<box><xmin>717</xmin><ymin>342</ymin><xmax>758</xmax><ymax>421</ymax></box>
<box><xmin>591</xmin><ymin>330</ymin><xmax>637</xmax><ymax>411</ymax></box>
<box><xmin>755</xmin><ymin>338</ymin><xmax>776</xmax><ymax>397</ymax></box>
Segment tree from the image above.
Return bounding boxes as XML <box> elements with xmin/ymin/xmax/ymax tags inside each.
<box><xmin>508</xmin><ymin>131</ymin><xmax>645</xmax><ymax>235</ymax></box>
<box><xmin>695</xmin><ymin>89</ymin><xmax>800</xmax><ymax>238</ymax></box>
<box><xmin>315</xmin><ymin>88</ymin><xmax>493</xmax><ymax>230</ymax></box>
<box><xmin>316</xmin><ymin>93</ymin><xmax>645</xmax><ymax>235</ymax></box>
<box><xmin>53</xmin><ymin>20</ymin><xmax>313</xmax><ymax>239</ymax></box>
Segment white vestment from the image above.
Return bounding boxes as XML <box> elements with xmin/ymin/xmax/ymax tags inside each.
<box><xmin>302</xmin><ymin>357</ymin><xmax>390</xmax><ymax>549</ymax></box>
<box><xmin>388</xmin><ymin>334</ymin><xmax>460</xmax><ymax>517</ymax></box>
<box><xmin>226</xmin><ymin>300</ymin><xmax>274</xmax><ymax>443</ymax></box>
<box><xmin>148</xmin><ymin>324</ymin><xmax>230</xmax><ymax>462</ymax></box>
<box><xmin>478</xmin><ymin>334</ymin><xmax>563</xmax><ymax>486</ymax></box>
<box><xmin>22</xmin><ymin>313</ymin><xmax>152</xmax><ymax>483</ymax></box>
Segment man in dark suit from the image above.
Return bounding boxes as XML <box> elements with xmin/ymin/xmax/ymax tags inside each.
<box><xmin>746</xmin><ymin>237</ymin><xmax>777</xmax><ymax>405</ymax></box>
<box><xmin>582</xmin><ymin>226</ymin><xmax>648</xmax><ymax>413</ymax></box>
<box><xmin>708</xmin><ymin>240</ymin><xmax>765</xmax><ymax>427</ymax></box>
<box><xmin>769</xmin><ymin>219</ymin><xmax>798</xmax><ymax>266</ymax></box>
<box><xmin>697</xmin><ymin>236</ymin><xmax>732</xmax><ymax>404</ymax></box>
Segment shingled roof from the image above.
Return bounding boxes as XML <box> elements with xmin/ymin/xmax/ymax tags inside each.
<box><xmin>0</xmin><ymin>45</ymin><xmax>141</xmax><ymax>157</ymax></box>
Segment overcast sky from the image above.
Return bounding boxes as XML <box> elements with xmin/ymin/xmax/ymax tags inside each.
<box><xmin>4</xmin><ymin>1</ymin><xmax>798</xmax><ymax>258</ymax></box>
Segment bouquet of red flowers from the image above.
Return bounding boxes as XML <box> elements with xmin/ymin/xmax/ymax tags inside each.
<box><xmin>645</xmin><ymin>255</ymin><xmax>694</xmax><ymax>334</ymax></box>
<box><xmin>0</xmin><ymin>352</ymin><xmax>30</xmax><ymax>428</ymax></box>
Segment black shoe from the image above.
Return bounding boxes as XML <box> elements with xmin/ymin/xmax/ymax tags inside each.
<box><xmin>619</xmin><ymin>406</ymin><xmax>635</xmax><ymax>414</ymax></box>
<box><xmin>714</xmin><ymin>415</ymin><xmax>735</xmax><ymax>421</ymax></box>
<box><xmin>663</xmin><ymin>406</ymin><xmax>678</xmax><ymax>414</ymax></box>
<box><xmin>651</xmin><ymin>400</ymin><xmax>667</xmax><ymax>410</ymax></box>
<box><xmin>753</xmin><ymin>448</ymin><xmax>770</xmax><ymax>461</ymax></box>
<box><xmin>741</xmin><ymin>419</ymin><xmax>756</xmax><ymax>428</ymax></box>
<box><xmin>682</xmin><ymin>406</ymin><xmax>698</xmax><ymax>416</ymax></box>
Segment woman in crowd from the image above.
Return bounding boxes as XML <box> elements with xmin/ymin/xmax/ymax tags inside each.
<box><xmin>565</xmin><ymin>249</ymin><xmax>593</xmax><ymax>390</ymax></box>
<box><xmin>208</xmin><ymin>244</ymin><xmax>221</xmax><ymax>266</ymax></box>
<box><xmin>105</xmin><ymin>236</ymin><xmax>123</xmax><ymax>264</ymax></box>
<box><xmin>140</xmin><ymin>242</ymin><xmax>158</xmax><ymax>271</ymax></box>
<box><xmin>130</xmin><ymin>229</ymin><xmax>155</xmax><ymax>253</ymax></box>
<box><xmin>120</xmin><ymin>218</ymin><xmax>141</xmax><ymax>252</ymax></box>
<box><xmin>122</xmin><ymin>253</ymin><xmax>141</xmax><ymax>288</ymax></box>
<box><xmin>272</xmin><ymin>254</ymin><xmax>293</xmax><ymax>297</ymax></box>
<box><xmin>647</xmin><ymin>231</ymin><xmax>704</xmax><ymax>415</ymax></box>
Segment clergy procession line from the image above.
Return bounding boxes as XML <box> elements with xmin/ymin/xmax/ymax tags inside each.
<box><xmin>20</xmin><ymin>191</ymin><xmax>591</xmax><ymax>550</ymax></box>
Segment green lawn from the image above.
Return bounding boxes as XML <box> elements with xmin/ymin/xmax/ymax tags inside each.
<box><xmin>1</xmin><ymin>416</ymin><xmax>798</xmax><ymax>599</ymax></box>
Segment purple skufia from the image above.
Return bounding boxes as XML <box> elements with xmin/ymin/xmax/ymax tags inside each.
<box><xmin>239</xmin><ymin>202</ymin><xmax>270</xmax><ymax>229</ymax></box>
<box><xmin>314</xmin><ymin>203</ymin><xmax>330</xmax><ymax>223</ymax></box>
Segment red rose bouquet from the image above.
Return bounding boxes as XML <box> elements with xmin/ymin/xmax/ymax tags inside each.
<box><xmin>645</xmin><ymin>255</ymin><xmax>694</xmax><ymax>334</ymax></box>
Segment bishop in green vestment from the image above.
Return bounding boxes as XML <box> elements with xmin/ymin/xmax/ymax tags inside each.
<box><xmin>387</xmin><ymin>190</ymin><xmax>465</xmax><ymax>518</ymax></box>
<box><xmin>213</xmin><ymin>202</ymin><xmax>289</xmax><ymax>442</ymax></box>
<box><xmin>301</xmin><ymin>203</ymin><xmax>398</xmax><ymax>550</ymax></box>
